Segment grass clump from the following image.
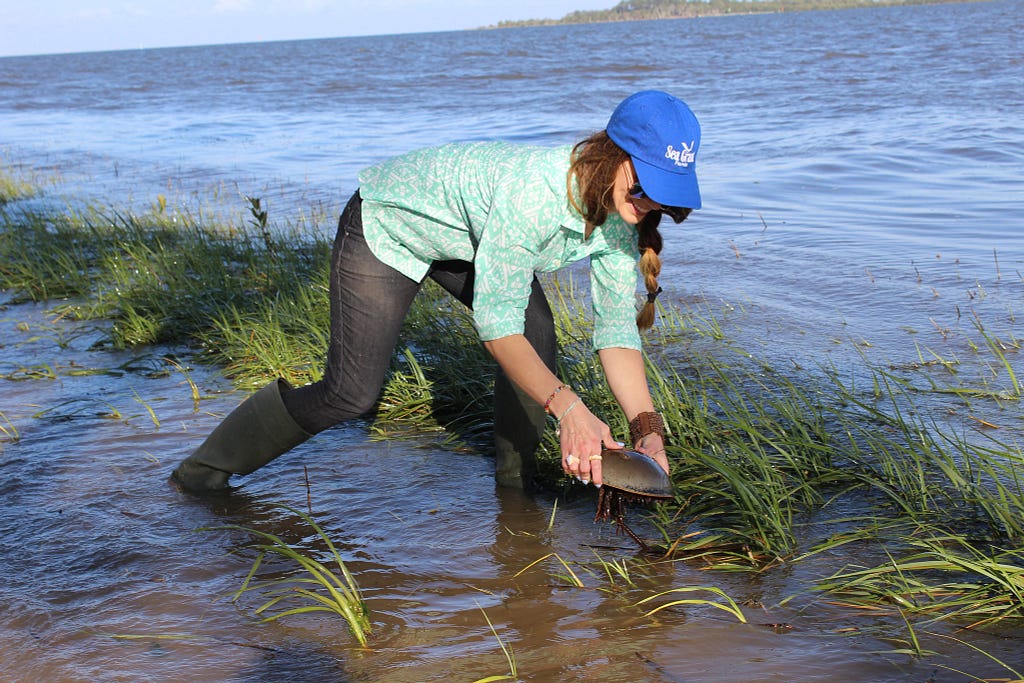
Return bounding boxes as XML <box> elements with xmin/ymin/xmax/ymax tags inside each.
<box><xmin>206</xmin><ymin>504</ymin><xmax>371</xmax><ymax>647</ymax></box>
<box><xmin>810</xmin><ymin>530</ymin><xmax>1024</xmax><ymax>630</ymax></box>
<box><xmin>0</xmin><ymin>166</ymin><xmax>38</xmax><ymax>204</ymax></box>
<box><xmin>0</xmin><ymin>197</ymin><xmax>332</xmax><ymax>373</ymax></box>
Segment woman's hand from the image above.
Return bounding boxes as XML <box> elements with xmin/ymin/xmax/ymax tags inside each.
<box><xmin>481</xmin><ymin>334</ymin><xmax>624</xmax><ymax>486</ymax></box>
<box><xmin>556</xmin><ymin>400</ymin><xmax>618</xmax><ymax>487</ymax></box>
<box><xmin>635</xmin><ymin>432</ymin><xmax>669</xmax><ymax>475</ymax></box>
<box><xmin>597</xmin><ymin>347</ymin><xmax>671</xmax><ymax>477</ymax></box>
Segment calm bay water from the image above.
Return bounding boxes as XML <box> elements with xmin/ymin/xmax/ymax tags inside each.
<box><xmin>1</xmin><ymin>2</ymin><xmax>1023</xmax><ymax>681</ymax></box>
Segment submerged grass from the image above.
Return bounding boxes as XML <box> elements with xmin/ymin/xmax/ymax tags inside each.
<box><xmin>0</xmin><ymin>409</ymin><xmax>19</xmax><ymax>444</ymax></box>
<box><xmin>811</xmin><ymin>529</ymin><xmax>1024</xmax><ymax>629</ymax></box>
<box><xmin>472</xmin><ymin>605</ymin><xmax>518</xmax><ymax>683</ymax></box>
<box><xmin>205</xmin><ymin>504</ymin><xmax>371</xmax><ymax>647</ymax></box>
<box><xmin>3</xmin><ymin>179</ymin><xmax>1024</xmax><ymax>649</ymax></box>
<box><xmin>636</xmin><ymin>585</ymin><xmax>748</xmax><ymax>623</ymax></box>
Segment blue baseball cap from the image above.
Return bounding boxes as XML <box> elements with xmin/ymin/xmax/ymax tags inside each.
<box><xmin>606</xmin><ymin>90</ymin><xmax>702</xmax><ymax>210</ymax></box>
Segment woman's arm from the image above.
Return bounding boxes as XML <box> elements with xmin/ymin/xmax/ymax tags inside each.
<box><xmin>597</xmin><ymin>347</ymin><xmax>669</xmax><ymax>474</ymax></box>
<box><xmin>483</xmin><ymin>334</ymin><xmax>618</xmax><ymax>485</ymax></box>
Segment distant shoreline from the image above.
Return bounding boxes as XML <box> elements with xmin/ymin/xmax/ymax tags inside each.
<box><xmin>485</xmin><ymin>0</ymin><xmax>990</xmax><ymax>29</ymax></box>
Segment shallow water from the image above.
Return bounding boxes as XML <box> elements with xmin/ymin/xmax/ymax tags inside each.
<box><xmin>2</xmin><ymin>1</ymin><xmax>1024</xmax><ymax>680</ymax></box>
<box><xmin>2</xmin><ymin>305</ymin><xmax>1022</xmax><ymax>682</ymax></box>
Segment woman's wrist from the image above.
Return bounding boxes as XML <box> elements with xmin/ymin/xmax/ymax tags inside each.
<box><xmin>629</xmin><ymin>411</ymin><xmax>665</xmax><ymax>445</ymax></box>
<box><xmin>556</xmin><ymin>397</ymin><xmax>581</xmax><ymax>422</ymax></box>
<box><xmin>552</xmin><ymin>393</ymin><xmax>583</xmax><ymax>439</ymax></box>
<box><xmin>542</xmin><ymin>383</ymin><xmax>569</xmax><ymax>414</ymax></box>
<box><xmin>546</xmin><ymin>387</ymin><xmax>578</xmax><ymax>417</ymax></box>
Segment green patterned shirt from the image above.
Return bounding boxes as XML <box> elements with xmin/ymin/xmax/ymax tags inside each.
<box><xmin>358</xmin><ymin>141</ymin><xmax>642</xmax><ymax>351</ymax></box>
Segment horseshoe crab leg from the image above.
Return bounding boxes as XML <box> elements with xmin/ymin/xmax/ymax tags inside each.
<box><xmin>595</xmin><ymin>486</ymin><xmax>655</xmax><ymax>553</ymax></box>
<box><xmin>614</xmin><ymin>512</ymin><xmax>653</xmax><ymax>553</ymax></box>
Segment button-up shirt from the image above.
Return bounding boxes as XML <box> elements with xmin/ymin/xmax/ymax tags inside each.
<box><xmin>358</xmin><ymin>141</ymin><xmax>642</xmax><ymax>351</ymax></box>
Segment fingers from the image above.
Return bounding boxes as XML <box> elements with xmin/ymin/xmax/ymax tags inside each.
<box><xmin>636</xmin><ymin>433</ymin><xmax>670</xmax><ymax>474</ymax></box>
<box><xmin>581</xmin><ymin>425</ymin><xmax>620</xmax><ymax>487</ymax></box>
<box><xmin>585</xmin><ymin>452</ymin><xmax>603</xmax><ymax>487</ymax></box>
<box><xmin>559</xmin><ymin>403</ymin><xmax>622</xmax><ymax>486</ymax></box>
<box><xmin>562</xmin><ymin>451</ymin><xmax>605</xmax><ymax>485</ymax></box>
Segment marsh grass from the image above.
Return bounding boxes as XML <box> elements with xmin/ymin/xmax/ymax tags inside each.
<box><xmin>0</xmin><ymin>200</ymin><xmax>331</xmax><ymax>356</ymax></box>
<box><xmin>592</xmin><ymin>549</ymin><xmax>638</xmax><ymax>589</ymax></box>
<box><xmin>929</xmin><ymin>631</ymin><xmax>1024</xmax><ymax>681</ymax></box>
<box><xmin>515</xmin><ymin>552</ymin><xmax>586</xmax><ymax>588</ymax></box>
<box><xmin>0</xmin><ymin>166</ymin><xmax>37</xmax><ymax>204</ymax></box>
<box><xmin>166</xmin><ymin>357</ymin><xmax>202</xmax><ymax>409</ymax></box>
<box><xmin>636</xmin><ymin>585</ymin><xmax>748</xmax><ymax>623</ymax></box>
<box><xmin>811</xmin><ymin>530</ymin><xmax>1024</xmax><ymax>629</ymax></box>
<box><xmin>471</xmin><ymin>605</ymin><xmax>518</xmax><ymax>683</ymax></box>
<box><xmin>206</xmin><ymin>504</ymin><xmax>370</xmax><ymax>647</ymax></box>
<box><xmin>3</xmin><ymin>184</ymin><xmax>1024</xmax><ymax>649</ymax></box>
<box><xmin>0</xmin><ymin>410</ymin><xmax>18</xmax><ymax>443</ymax></box>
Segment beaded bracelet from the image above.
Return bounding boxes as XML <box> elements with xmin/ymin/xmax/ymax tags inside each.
<box><xmin>543</xmin><ymin>383</ymin><xmax>568</xmax><ymax>414</ymax></box>
<box><xmin>629</xmin><ymin>411</ymin><xmax>665</xmax><ymax>445</ymax></box>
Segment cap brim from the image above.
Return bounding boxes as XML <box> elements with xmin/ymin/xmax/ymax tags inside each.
<box><xmin>632</xmin><ymin>155</ymin><xmax>701</xmax><ymax>210</ymax></box>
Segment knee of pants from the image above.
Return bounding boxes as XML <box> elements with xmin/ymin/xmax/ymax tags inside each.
<box><xmin>295</xmin><ymin>380</ymin><xmax>380</xmax><ymax>427</ymax></box>
<box><xmin>325</xmin><ymin>385</ymin><xmax>379</xmax><ymax>420</ymax></box>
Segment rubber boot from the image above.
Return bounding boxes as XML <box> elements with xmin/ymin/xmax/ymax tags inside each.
<box><xmin>493</xmin><ymin>372</ymin><xmax>546</xmax><ymax>490</ymax></box>
<box><xmin>493</xmin><ymin>278</ymin><xmax>557</xmax><ymax>490</ymax></box>
<box><xmin>171</xmin><ymin>378</ymin><xmax>312</xmax><ymax>492</ymax></box>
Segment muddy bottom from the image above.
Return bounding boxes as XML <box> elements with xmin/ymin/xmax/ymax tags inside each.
<box><xmin>1</xmin><ymin>303</ymin><xmax>1021</xmax><ymax>683</ymax></box>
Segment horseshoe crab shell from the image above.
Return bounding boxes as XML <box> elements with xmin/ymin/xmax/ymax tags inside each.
<box><xmin>599</xmin><ymin>448</ymin><xmax>671</xmax><ymax>498</ymax></box>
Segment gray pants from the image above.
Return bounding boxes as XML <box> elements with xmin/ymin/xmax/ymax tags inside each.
<box><xmin>282</xmin><ymin>192</ymin><xmax>557</xmax><ymax>487</ymax></box>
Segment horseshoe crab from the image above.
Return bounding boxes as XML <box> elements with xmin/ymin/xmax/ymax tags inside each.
<box><xmin>595</xmin><ymin>447</ymin><xmax>672</xmax><ymax>552</ymax></box>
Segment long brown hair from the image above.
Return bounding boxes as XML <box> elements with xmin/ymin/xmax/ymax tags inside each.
<box><xmin>568</xmin><ymin>130</ymin><xmax>669</xmax><ymax>330</ymax></box>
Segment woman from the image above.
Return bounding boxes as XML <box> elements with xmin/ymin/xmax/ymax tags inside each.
<box><xmin>171</xmin><ymin>89</ymin><xmax>701</xmax><ymax>493</ymax></box>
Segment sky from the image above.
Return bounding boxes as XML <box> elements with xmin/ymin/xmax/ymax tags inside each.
<box><xmin>0</xmin><ymin>0</ymin><xmax>617</xmax><ymax>57</ymax></box>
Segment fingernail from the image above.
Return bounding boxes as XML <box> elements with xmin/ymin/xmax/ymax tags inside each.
<box><xmin>581</xmin><ymin>478</ymin><xmax>589</xmax><ymax>485</ymax></box>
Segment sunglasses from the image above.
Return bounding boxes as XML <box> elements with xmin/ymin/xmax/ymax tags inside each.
<box><xmin>628</xmin><ymin>182</ymin><xmax>692</xmax><ymax>224</ymax></box>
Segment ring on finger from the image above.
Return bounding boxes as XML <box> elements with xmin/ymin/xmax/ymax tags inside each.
<box><xmin>566</xmin><ymin>454</ymin><xmax>579</xmax><ymax>467</ymax></box>
<box><xmin>588</xmin><ymin>454</ymin><xmax>602</xmax><ymax>461</ymax></box>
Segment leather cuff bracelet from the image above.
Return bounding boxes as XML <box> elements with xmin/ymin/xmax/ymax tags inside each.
<box><xmin>629</xmin><ymin>411</ymin><xmax>665</xmax><ymax>445</ymax></box>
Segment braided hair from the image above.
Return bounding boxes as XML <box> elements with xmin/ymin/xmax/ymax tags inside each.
<box><xmin>568</xmin><ymin>130</ymin><xmax>689</xmax><ymax>330</ymax></box>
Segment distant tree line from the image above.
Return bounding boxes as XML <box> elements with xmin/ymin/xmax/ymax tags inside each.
<box><xmin>490</xmin><ymin>0</ymin><xmax>987</xmax><ymax>27</ymax></box>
